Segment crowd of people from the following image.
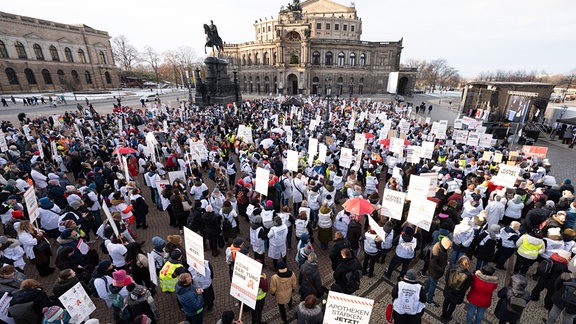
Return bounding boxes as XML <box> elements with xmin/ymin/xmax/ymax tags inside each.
<box><xmin>0</xmin><ymin>94</ymin><xmax>573</xmax><ymax>324</ymax></box>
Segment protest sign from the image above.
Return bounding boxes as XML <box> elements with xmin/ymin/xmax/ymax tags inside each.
<box><xmin>354</xmin><ymin>133</ymin><xmax>366</xmax><ymax>151</ymax></box>
<box><xmin>237</xmin><ymin>125</ymin><xmax>253</xmax><ymax>143</ymax></box>
<box><xmin>521</xmin><ymin>145</ymin><xmax>548</xmax><ymax>158</ymax></box>
<box><xmin>308</xmin><ymin>138</ymin><xmax>318</xmax><ymax>156</ymax></box>
<box><xmin>454</xmin><ymin>119</ymin><xmax>463</xmax><ymax>129</ymax></box>
<box><xmin>493</xmin><ymin>164</ymin><xmax>521</xmax><ymax>188</ymax></box>
<box><xmin>407</xmin><ymin>198</ymin><xmax>436</xmax><ymax>232</ymax></box>
<box><xmin>454</xmin><ymin>130</ymin><xmax>468</xmax><ymax>144</ymax></box>
<box><xmin>24</xmin><ymin>186</ymin><xmax>39</xmax><ymax>224</ymax></box>
<box><xmin>431</xmin><ymin>122</ymin><xmax>447</xmax><ymax>139</ymax></box>
<box><xmin>168</xmin><ymin>171</ymin><xmax>186</xmax><ymax>184</ymax></box>
<box><xmin>255</xmin><ymin>167</ymin><xmax>270</xmax><ymax>196</ymax></box>
<box><xmin>230</xmin><ymin>252</ymin><xmax>263</xmax><ymax>309</ymax></box>
<box><xmin>286</xmin><ymin>150</ymin><xmax>299</xmax><ymax>172</ymax></box>
<box><xmin>381</xmin><ymin>189</ymin><xmax>405</xmax><ymax>220</ymax></box>
<box><xmin>390</xmin><ymin>137</ymin><xmax>404</xmax><ymax>155</ymax></box>
<box><xmin>399</xmin><ymin>119</ymin><xmax>410</xmax><ymax>134</ymax></box>
<box><xmin>184</xmin><ymin>227</ymin><xmax>206</xmax><ymax>276</ymax></box>
<box><xmin>340</xmin><ymin>148</ymin><xmax>353</xmax><ymax>168</ymax></box>
<box><xmin>22</xmin><ymin>125</ymin><xmax>33</xmax><ymax>141</ymax></box>
<box><xmin>0</xmin><ymin>292</ymin><xmax>13</xmax><ymax>324</ymax></box>
<box><xmin>420</xmin><ymin>172</ymin><xmax>439</xmax><ymax>197</ymax></box>
<box><xmin>318</xmin><ymin>144</ymin><xmax>327</xmax><ymax>163</ymax></box>
<box><xmin>407</xmin><ymin>175</ymin><xmax>431</xmax><ymax>201</ymax></box>
<box><xmin>323</xmin><ymin>291</ymin><xmax>374</xmax><ymax>324</ymax></box>
<box><xmin>493</xmin><ymin>152</ymin><xmax>503</xmax><ymax>163</ymax></box>
<box><xmin>348</xmin><ymin>113</ymin><xmax>356</xmax><ymax>130</ymax></box>
<box><xmin>466</xmin><ymin>132</ymin><xmax>480</xmax><ymax>147</ymax></box>
<box><xmin>425</xmin><ymin>117</ymin><xmax>431</xmax><ymax>124</ymax></box>
<box><xmin>189</xmin><ymin>141</ymin><xmax>205</xmax><ymax>164</ymax></box>
<box><xmin>0</xmin><ymin>133</ymin><xmax>7</xmax><ymax>153</ymax></box>
<box><xmin>420</xmin><ymin>141</ymin><xmax>434</xmax><ymax>159</ymax></box>
<box><xmin>147</xmin><ymin>252</ymin><xmax>159</xmax><ymax>286</ymax></box>
<box><xmin>478</xmin><ymin>134</ymin><xmax>493</xmax><ymax>148</ymax></box>
<box><xmin>101</xmin><ymin>201</ymin><xmax>119</xmax><ymax>238</ymax></box>
<box><xmin>406</xmin><ymin>145</ymin><xmax>421</xmax><ymax>163</ymax></box>
<box><xmin>58</xmin><ymin>282</ymin><xmax>96</xmax><ymax>323</ymax></box>
<box><xmin>481</xmin><ymin>151</ymin><xmax>492</xmax><ymax>161</ymax></box>
<box><xmin>367</xmin><ymin>215</ymin><xmax>387</xmax><ymax>240</ymax></box>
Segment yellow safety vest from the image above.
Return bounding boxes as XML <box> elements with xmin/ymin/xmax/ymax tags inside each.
<box><xmin>159</xmin><ymin>261</ymin><xmax>183</xmax><ymax>292</ymax></box>
<box><xmin>517</xmin><ymin>236</ymin><xmax>543</xmax><ymax>259</ymax></box>
<box><xmin>438</xmin><ymin>155</ymin><xmax>447</xmax><ymax>163</ymax></box>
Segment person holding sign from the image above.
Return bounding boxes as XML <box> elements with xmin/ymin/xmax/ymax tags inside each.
<box><xmin>176</xmin><ymin>273</ymin><xmax>205</xmax><ymax>324</ymax></box>
<box><xmin>391</xmin><ymin>269</ymin><xmax>426</xmax><ymax>323</ymax></box>
<box><xmin>189</xmin><ymin>260</ymin><xmax>215</xmax><ymax>312</ymax></box>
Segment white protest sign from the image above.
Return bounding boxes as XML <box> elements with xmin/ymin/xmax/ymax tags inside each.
<box><xmin>23</xmin><ymin>186</ymin><xmax>39</xmax><ymax>224</ymax></box>
<box><xmin>466</xmin><ymin>132</ymin><xmax>480</xmax><ymax>147</ymax></box>
<box><xmin>367</xmin><ymin>215</ymin><xmax>387</xmax><ymax>240</ymax></box>
<box><xmin>0</xmin><ymin>292</ymin><xmax>13</xmax><ymax>324</ymax></box>
<box><xmin>454</xmin><ymin>130</ymin><xmax>468</xmax><ymax>144</ymax></box>
<box><xmin>420</xmin><ymin>141</ymin><xmax>435</xmax><ymax>160</ymax></box>
<box><xmin>454</xmin><ymin>119</ymin><xmax>463</xmax><ymax>129</ymax></box>
<box><xmin>354</xmin><ymin>133</ymin><xmax>366</xmax><ymax>151</ymax></box>
<box><xmin>353</xmin><ymin>151</ymin><xmax>363</xmax><ymax>171</ymax></box>
<box><xmin>406</xmin><ymin>145</ymin><xmax>421</xmax><ymax>163</ymax></box>
<box><xmin>340</xmin><ymin>148</ymin><xmax>353</xmax><ymax>168</ymax></box>
<box><xmin>478</xmin><ymin>134</ymin><xmax>493</xmax><ymax>148</ymax></box>
<box><xmin>101</xmin><ymin>201</ymin><xmax>119</xmax><ymax>238</ymax></box>
<box><xmin>379</xmin><ymin>121</ymin><xmax>392</xmax><ymax>140</ymax></box>
<box><xmin>493</xmin><ymin>164</ymin><xmax>521</xmax><ymax>188</ymax></box>
<box><xmin>189</xmin><ymin>142</ymin><xmax>205</xmax><ymax>164</ymax></box>
<box><xmin>168</xmin><ymin>171</ymin><xmax>186</xmax><ymax>184</ymax></box>
<box><xmin>407</xmin><ymin>175</ymin><xmax>431</xmax><ymax>201</ymax></box>
<box><xmin>286</xmin><ymin>150</ymin><xmax>299</xmax><ymax>172</ymax></box>
<box><xmin>399</xmin><ymin>119</ymin><xmax>410</xmax><ymax>134</ymax></box>
<box><xmin>121</xmin><ymin>155</ymin><xmax>130</xmax><ymax>181</ymax></box>
<box><xmin>323</xmin><ymin>291</ymin><xmax>374</xmax><ymax>324</ymax></box>
<box><xmin>0</xmin><ymin>133</ymin><xmax>7</xmax><ymax>152</ymax></box>
<box><xmin>308</xmin><ymin>138</ymin><xmax>318</xmax><ymax>156</ymax></box>
<box><xmin>22</xmin><ymin>125</ymin><xmax>33</xmax><ymax>141</ymax></box>
<box><xmin>348</xmin><ymin>112</ymin><xmax>356</xmax><ymax>130</ymax></box>
<box><xmin>318</xmin><ymin>144</ymin><xmax>327</xmax><ymax>163</ymax></box>
<box><xmin>255</xmin><ymin>167</ymin><xmax>270</xmax><ymax>196</ymax></box>
<box><xmin>184</xmin><ymin>227</ymin><xmax>206</xmax><ymax>276</ymax></box>
<box><xmin>381</xmin><ymin>189</ymin><xmax>405</xmax><ymax>220</ymax></box>
<box><xmin>147</xmin><ymin>252</ymin><xmax>159</xmax><ymax>286</ymax></box>
<box><xmin>407</xmin><ymin>198</ymin><xmax>436</xmax><ymax>232</ymax></box>
<box><xmin>481</xmin><ymin>151</ymin><xmax>492</xmax><ymax>162</ymax></box>
<box><xmin>425</xmin><ymin>117</ymin><xmax>431</xmax><ymax>124</ymax></box>
<box><xmin>237</xmin><ymin>125</ymin><xmax>254</xmax><ymax>143</ymax></box>
<box><xmin>493</xmin><ymin>152</ymin><xmax>503</xmax><ymax>163</ymax></box>
<box><xmin>230</xmin><ymin>252</ymin><xmax>262</xmax><ymax>309</ymax></box>
<box><xmin>36</xmin><ymin>139</ymin><xmax>44</xmax><ymax>160</ymax></box>
<box><xmin>420</xmin><ymin>172</ymin><xmax>439</xmax><ymax>197</ymax></box>
<box><xmin>286</xmin><ymin>129</ymin><xmax>293</xmax><ymax>144</ymax></box>
<box><xmin>390</xmin><ymin>137</ymin><xmax>405</xmax><ymax>155</ymax></box>
<box><xmin>58</xmin><ymin>282</ymin><xmax>96</xmax><ymax>324</ymax></box>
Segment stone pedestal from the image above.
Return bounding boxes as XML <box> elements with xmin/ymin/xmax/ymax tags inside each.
<box><xmin>195</xmin><ymin>57</ymin><xmax>241</xmax><ymax>106</ymax></box>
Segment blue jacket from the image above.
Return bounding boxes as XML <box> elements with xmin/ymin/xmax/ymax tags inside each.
<box><xmin>176</xmin><ymin>283</ymin><xmax>204</xmax><ymax>316</ymax></box>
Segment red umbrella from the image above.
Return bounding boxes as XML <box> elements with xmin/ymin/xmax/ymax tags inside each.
<box><xmin>379</xmin><ymin>139</ymin><xmax>390</xmax><ymax>146</ymax></box>
<box><xmin>112</xmin><ymin>147</ymin><xmax>138</xmax><ymax>155</ymax></box>
<box><xmin>364</xmin><ymin>133</ymin><xmax>375</xmax><ymax>139</ymax></box>
<box><xmin>342</xmin><ymin>197</ymin><xmax>375</xmax><ymax>215</ymax></box>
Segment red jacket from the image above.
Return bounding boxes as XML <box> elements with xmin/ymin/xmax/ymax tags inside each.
<box><xmin>466</xmin><ymin>271</ymin><xmax>498</xmax><ymax>308</ymax></box>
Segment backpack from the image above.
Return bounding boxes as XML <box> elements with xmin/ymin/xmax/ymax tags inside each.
<box><xmin>237</xmin><ymin>190</ymin><xmax>248</xmax><ymax>205</ymax></box>
<box><xmin>222</xmin><ymin>214</ymin><xmax>233</xmax><ymax>231</ymax></box>
<box><xmin>280</xmin><ymin>177</ymin><xmax>287</xmax><ymax>191</ymax></box>
<box><xmin>109</xmin><ymin>289</ymin><xmax>132</xmax><ymax>321</ymax></box>
<box><xmin>537</xmin><ymin>258</ymin><xmax>553</xmax><ymax>275</ymax></box>
<box><xmin>447</xmin><ymin>268</ymin><xmax>468</xmax><ymax>291</ymax></box>
<box><xmin>345</xmin><ymin>269</ymin><xmax>362</xmax><ymax>293</ymax></box>
<box><xmin>8</xmin><ymin>301</ymin><xmax>39</xmax><ymax>324</ymax></box>
<box><xmin>507</xmin><ymin>292</ymin><xmax>527</xmax><ymax>313</ymax></box>
<box><xmin>562</xmin><ymin>281</ymin><xmax>576</xmax><ymax>306</ymax></box>
<box><xmin>89</xmin><ymin>275</ymin><xmax>108</xmax><ymax>298</ymax></box>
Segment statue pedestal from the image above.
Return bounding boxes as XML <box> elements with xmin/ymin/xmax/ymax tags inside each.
<box><xmin>195</xmin><ymin>57</ymin><xmax>241</xmax><ymax>107</ymax></box>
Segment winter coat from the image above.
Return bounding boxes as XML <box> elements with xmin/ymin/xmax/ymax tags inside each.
<box><xmin>201</xmin><ymin>211</ymin><xmax>221</xmax><ymax>240</ymax></box>
<box><xmin>443</xmin><ymin>265</ymin><xmax>473</xmax><ymax>304</ymax></box>
<box><xmin>504</xmin><ymin>199</ymin><xmax>524</xmax><ymax>219</ymax></box>
<box><xmin>551</xmin><ymin>273</ymin><xmax>576</xmax><ymax>314</ymax></box>
<box><xmin>428</xmin><ymin>242</ymin><xmax>449</xmax><ymax>279</ymax></box>
<box><xmin>10</xmin><ymin>287</ymin><xmax>52</xmax><ymax>317</ymax></box>
<box><xmin>333</xmin><ymin>257</ymin><xmax>362</xmax><ymax>294</ymax></box>
<box><xmin>298</xmin><ymin>261</ymin><xmax>323</xmax><ymax>298</ymax></box>
<box><xmin>346</xmin><ymin>220</ymin><xmax>362</xmax><ymax>250</ymax></box>
<box><xmin>294</xmin><ymin>302</ymin><xmax>323</xmax><ymax>324</ymax></box>
<box><xmin>472</xmin><ymin>230</ymin><xmax>500</xmax><ymax>262</ymax></box>
<box><xmin>516</xmin><ymin>233</ymin><xmax>545</xmax><ymax>260</ymax></box>
<box><xmin>494</xmin><ymin>275</ymin><xmax>530</xmax><ymax>322</ymax></box>
<box><xmin>176</xmin><ymin>282</ymin><xmax>204</xmax><ymax>317</ymax></box>
<box><xmin>329</xmin><ymin>238</ymin><xmax>349</xmax><ymax>271</ymax></box>
<box><xmin>270</xmin><ymin>270</ymin><xmax>297</xmax><ymax>305</ymax></box>
<box><xmin>466</xmin><ymin>270</ymin><xmax>499</xmax><ymax>308</ymax></box>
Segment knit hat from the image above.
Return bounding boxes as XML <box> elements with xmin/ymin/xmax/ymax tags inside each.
<box><xmin>129</xmin><ymin>285</ymin><xmax>147</xmax><ymax>300</ymax></box>
<box><xmin>383</xmin><ymin>221</ymin><xmax>394</xmax><ymax>234</ymax></box>
<box><xmin>300</xmin><ymin>233</ymin><xmax>310</xmax><ymax>244</ymax></box>
<box><xmin>266</xmin><ymin>200</ymin><xmax>273</xmax><ymax>207</ymax></box>
<box><xmin>151</xmin><ymin>236</ymin><xmax>166</xmax><ymax>249</ymax></box>
<box><xmin>42</xmin><ymin>306</ymin><xmax>64</xmax><ymax>321</ymax></box>
<box><xmin>167</xmin><ymin>235</ymin><xmax>182</xmax><ymax>245</ymax></box>
<box><xmin>112</xmin><ymin>270</ymin><xmax>133</xmax><ymax>287</ymax></box>
<box><xmin>60</xmin><ymin>228</ymin><xmax>73</xmax><ymax>239</ymax></box>
<box><xmin>170</xmin><ymin>249</ymin><xmax>182</xmax><ymax>260</ymax></box>
<box><xmin>221</xmin><ymin>311</ymin><xmax>235</xmax><ymax>324</ymax></box>
<box><xmin>233</xmin><ymin>237</ymin><xmax>244</xmax><ymax>247</ymax></box>
<box><xmin>438</xmin><ymin>213</ymin><xmax>449</xmax><ymax>219</ymax></box>
<box><xmin>277</xmin><ymin>261</ymin><xmax>287</xmax><ymax>271</ymax></box>
<box><xmin>38</xmin><ymin>197</ymin><xmax>54</xmax><ymax>209</ymax></box>
<box><xmin>69</xmin><ymin>200</ymin><xmax>82</xmax><ymax>209</ymax></box>
<box><xmin>48</xmin><ymin>173</ymin><xmax>59</xmax><ymax>180</ymax></box>
<box><xmin>546</xmin><ymin>200</ymin><xmax>555</xmax><ymax>209</ymax></box>
<box><xmin>404</xmin><ymin>269</ymin><xmax>417</xmax><ymax>282</ymax></box>
<box><xmin>402</xmin><ymin>226</ymin><xmax>414</xmax><ymax>236</ymax></box>
<box><xmin>96</xmin><ymin>260</ymin><xmax>112</xmax><ymax>275</ymax></box>
<box><xmin>547</xmin><ymin>227</ymin><xmax>562</xmax><ymax>239</ymax></box>
<box><xmin>557</xmin><ymin>249</ymin><xmax>572</xmax><ymax>262</ymax></box>
<box><xmin>11</xmin><ymin>210</ymin><xmax>23</xmax><ymax>219</ymax></box>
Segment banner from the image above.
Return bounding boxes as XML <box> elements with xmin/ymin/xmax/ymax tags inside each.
<box><xmin>521</xmin><ymin>145</ymin><xmax>548</xmax><ymax>158</ymax></box>
<box><xmin>493</xmin><ymin>164</ymin><xmax>521</xmax><ymax>188</ymax></box>
<box><xmin>230</xmin><ymin>252</ymin><xmax>262</xmax><ymax>309</ymax></box>
<box><xmin>323</xmin><ymin>291</ymin><xmax>374</xmax><ymax>324</ymax></box>
<box><xmin>147</xmin><ymin>252</ymin><xmax>159</xmax><ymax>286</ymax></box>
<box><xmin>255</xmin><ymin>167</ymin><xmax>270</xmax><ymax>196</ymax></box>
<box><xmin>381</xmin><ymin>189</ymin><xmax>405</xmax><ymax>220</ymax></box>
<box><xmin>184</xmin><ymin>227</ymin><xmax>206</xmax><ymax>276</ymax></box>
<box><xmin>23</xmin><ymin>186</ymin><xmax>39</xmax><ymax>224</ymax></box>
<box><xmin>58</xmin><ymin>282</ymin><xmax>96</xmax><ymax>324</ymax></box>
<box><xmin>407</xmin><ymin>199</ymin><xmax>436</xmax><ymax>232</ymax></box>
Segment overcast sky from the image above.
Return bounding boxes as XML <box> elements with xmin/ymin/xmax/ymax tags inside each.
<box><xmin>3</xmin><ymin>0</ymin><xmax>575</xmax><ymax>78</ymax></box>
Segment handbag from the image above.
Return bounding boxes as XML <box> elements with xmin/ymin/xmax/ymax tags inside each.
<box><xmin>34</xmin><ymin>238</ymin><xmax>51</xmax><ymax>253</ymax></box>
<box><xmin>182</xmin><ymin>200</ymin><xmax>192</xmax><ymax>212</ymax></box>
<box><xmin>217</xmin><ymin>235</ymin><xmax>225</xmax><ymax>249</ymax></box>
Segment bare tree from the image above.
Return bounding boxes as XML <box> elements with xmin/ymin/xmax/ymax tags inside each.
<box><xmin>142</xmin><ymin>46</ymin><xmax>161</xmax><ymax>81</ymax></box>
<box><xmin>419</xmin><ymin>59</ymin><xmax>460</xmax><ymax>92</ymax></box>
<box><xmin>112</xmin><ymin>35</ymin><xmax>139</xmax><ymax>71</ymax></box>
<box><xmin>163</xmin><ymin>50</ymin><xmax>183</xmax><ymax>87</ymax></box>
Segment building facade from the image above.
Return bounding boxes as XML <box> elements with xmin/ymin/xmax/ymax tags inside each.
<box><xmin>0</xmin><ymin>11</ymin><xmax>119</xmax><ymax>93</ymax></box>
<box><xmin>223</xmin><ymin>0</ymin><xmax>415</xmax><ymax>97</ymax></box>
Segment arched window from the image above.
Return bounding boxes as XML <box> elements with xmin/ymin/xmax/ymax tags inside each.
<box><xmin>325</xmin><ymin>52</ymin><xmax>333</xmax><ymax>66</ymax></box>
<box><xmin>71</xmin><ymin>70</ymin><xmax>79</xmax><ymax>81</ymax></box>
<box><xmin>336</xmin><ymin>77</ymin><xmax>344</xmax><ymax>95</ymax></box>
<box><xmin>15</xmin><ymin>42</ymin><xmax>27</xmax><ymax>59</ymax></box>
<box><xmin>285</xmin><ymin>31</ymin><xmax>301</xmax><ymax>42</ymax></box>
<box><xmin>349</xmin><ymin>52</ymin><xmax>356</xmax><ymax>67</ymax></box>
<box><xmin>49</xmin><ymin>45</ymin><xmax>59</xmax><ymax>61</ymax></box>
<box><xmin>247</xmin><ymin>53</ymin><xmax>252</xmax><ymax>66</ymax></box>
<box><xmin>0</xmin><ymin>41</ymin><xmax>8</xmax><ymax>58</ymax></box>
<box><xmin>254</xmin><ymin>53</ymin><xmax>260</xmax><ymax>65</ymax></box>
<box><xmin>242</xmin><ymin>55</ymin><xmax>246</xmax><ymax>66</ymax></box>
<box><xmin>312</xmin><ymin>51</ymin><xmax>320</xmax><ymax>65</ymax></box>
<box><xmin>256</xmin><ymin>76</ymin><xmax>261</xmax><ymax>94</ymax></box>
<box><xmin>360</xmin><ymin>53</ymin><xmax>366</xmax><ymax>67</ymax></box>
<box><xmin>264</xmin><ymin>76</ymin><xmax>270</xmax><ymax>93</ymax></box>
<box><xmin>272</xmin><ymin>52</ymin><xmax>277</xmax><ymax>65</ymax></box>
<box><xmin>98</xmin><ymin>51</ymin><xmax>107</xmax><ymax>64</ymax></box>
<box><xmin>33</xmin><ymin>44</ymin><xmax>44</xmax><ymax>60</ymax></box>
<box><xmin>249</xmin><ymin>76</ymin><xmax>253</xmax><ymax>93</ymax></box>
<box><xmin>263</xmin><ymin>52</ymin><xmax>269</xmax><ymax>65</ymax></box>
<box><xmin>78</xmin><ymin>49</ymin><xmax>86</xmax><ymax>63</ymax></box>
<box><xmin>64</xmin><ymin>47</ymin><xmax>73</xmax><ymax>62</ymax></box>
<box><xmin>24</xmin><ymin>68</ymin><xmax>37</xmax><ymax>84</ymax></box>
<box><xmin>5</xmin><ymin>68</ymin><xmax>18</xmax><ymax>84</ymax></box>
<box><xmin>57</xmin><ymin>70</ymin><xmax>65</xmax><ymax>83</ymax></box>
<box><xmin>85</xmin><ymin>71</ymin><xmax>92</xmax><ymax>84</ymax></box>
<box><xmin>42</xmin><ymin>69</ymin><xmax>53</xmax><ymax>84</ymax></box>
<box><xmin>338</xmin><ymin>52</ymin><xmax>345</xmax><ymax>66</ymax></box>
<box><xmin>105</xmin><ymin>71</ymin><xmax>112</xmax><ymax>84</ymax></box>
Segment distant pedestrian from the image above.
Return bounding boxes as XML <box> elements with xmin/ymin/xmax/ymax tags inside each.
<box><xmin>428</xmin><ymin>105</ymin><xmax>433</xmax><ymax>114</ymax></box>
<box><xmin>10</xmin><ymin>96</ymin><xmax>15</xmax><ymax>104</ymax></box>
<box><xmin>1</xmin><ymin>98</ymin><xmax>7</xmax><ymax>107</ymax></box>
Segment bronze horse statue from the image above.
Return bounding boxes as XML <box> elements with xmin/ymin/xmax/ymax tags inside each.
<box><xmin>204</xmin><ymin>21</ymin><xmax>224</xmax><ymax>55</ymax></box>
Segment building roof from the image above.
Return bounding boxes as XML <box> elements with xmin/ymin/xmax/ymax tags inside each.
<box><xmin>301</xmin><ymin>0</ymin><xmax>356</xmax><ymax>15</ymax></box>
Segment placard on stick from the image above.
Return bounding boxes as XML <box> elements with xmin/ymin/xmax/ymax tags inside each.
<box><xmin>58</xmin><ymin>282</ymin><xmax>96</xmax><ymax>324</ymax></box>
<box><xmin>184</xmin><ymin>227</ymin><xmax>206</xmax><ymax>276</ymax></box>
<box><xmin>323</xmin><ymin>291</ymin><xmax>374</xmax><ymax>324</ymax></box>
<box><xmin>255</xmin><ymin>167</ymin><xmax>270</xmax><ymax>196</ymax></box>
<box><xmin>407</xmin><ymin>198</ymin><xmax>436</xmax><ymax>232</ymax></box>
<box><xmin>230</xmin><ymin>252</ymin><xmax>262</xmax><ymax>310</ymax></box>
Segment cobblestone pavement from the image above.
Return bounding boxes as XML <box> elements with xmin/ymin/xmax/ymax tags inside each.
<box><xmin>28</xmin><ymin>98</ymin><xmax>576</xmax><ymax>324</ymax></box>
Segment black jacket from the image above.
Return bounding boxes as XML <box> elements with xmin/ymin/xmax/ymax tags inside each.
<box><xmin>333</xmin><ymin>257</ymin><xmax>362</xmax><ymax>293</ymax></box>
<box><xmin>346</xmin><ymin>220</ymin><xmax>362</xmax><ymax>250</ymax></box>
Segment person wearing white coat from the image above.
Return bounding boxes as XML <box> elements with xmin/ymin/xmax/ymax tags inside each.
<box><xmin>268</xmin><ymin>216</ymin><xmax>288</xmax><ymax>269</ymax></box>
<box><xmin>503</xmin><ymin>195</ymin><xmax>524</xmax><ymax>226</ymax></box>
<box><xmin>292</xmin><ymin>174</ymin><xmax>308</xmax><ymax>212</ymax></box>
<box><xmin>16</xmin><ymin>221</ymin><xmax>54</xmax><ymax>276</ymax></box>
